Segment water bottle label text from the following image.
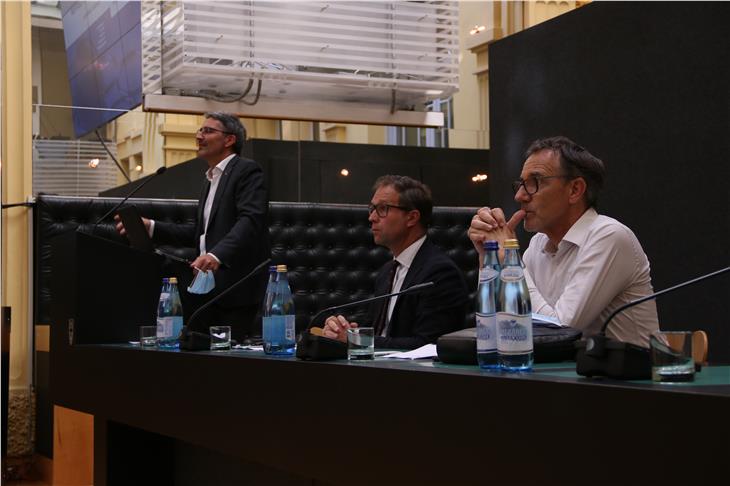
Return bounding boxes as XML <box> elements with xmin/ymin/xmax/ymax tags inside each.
<box><xmin>476</xmin><ymin>312</ymin><xmax>497</xmax><ymax>352</ymax></box>
<box><xmin>496</xmin><ymin>313</ymin><xmax>533</xmax><ymax>353</ymax></box>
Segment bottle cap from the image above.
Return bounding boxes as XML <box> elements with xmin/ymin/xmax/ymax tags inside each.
<box><xmin>483</xmin><ymin>240</ymin><xmax>499</xmax><ymax>251</ymax></box>
<box><xmin>269</xmin><ymin>265</ymin><xmax>277</xmax><ymax>272</ymax></box>
<box><xmin>276</xmin><ymin>264</ymin><xmax>288</xmax><ymax>272</ymax></box>
<box><xmin>169</xmin><ymin>277</ymin><xmax>178</xmax><ymax>284</ymax></box>
<box><xmin>503</xmin><ymin>239</ymin><xmax>520</xmax><ymax>249</ymax></box>
<box><xmin>162</xmin><ymin>277</ymin><xmax>169</xmax><ymax>283</ymax></box>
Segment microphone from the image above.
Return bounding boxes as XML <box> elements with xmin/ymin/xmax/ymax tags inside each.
<box><xmin>93</xmin><ymin>166</ymin><xmax>167</xmax><ymax>226</ymax></box>
<box><xmin>307</xmin><ymin>281</ymin><xmax>435</xmax><ymax>330</ymax></box>
<box><xmin>179</xmin><ymin>258</ymin><xmax>271</xmax><ymax>350</ymax></box>
<box><xmin>576</xmin><ymin>265</ymin><xmax>730</xmax><ymax>379</ymax></box>
<box><xmin>296</xmin><ymin>281</ymin><xmax>435</xmax><ymax>361</ymax></box>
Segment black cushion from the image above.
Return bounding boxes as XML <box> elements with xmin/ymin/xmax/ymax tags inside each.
<box><xmin>34</xmin><ymin>196</ymin><xmax>480</xmax><ymax>332</ymax></box>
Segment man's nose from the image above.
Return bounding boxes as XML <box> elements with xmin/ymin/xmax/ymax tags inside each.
<box><xmin>514</xmin><ymin>186</ymin><xmax>530</xmax><ymax>203</ymax></box>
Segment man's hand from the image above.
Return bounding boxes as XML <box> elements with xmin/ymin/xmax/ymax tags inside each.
<box><xmin>322</xmin><ymin>314</ymin><xmax>358</xmax><ymax>343</ymax></box>
<box><xmin>113</xmin><ymin>214</ymin><xmax>151</xmax><ymax>237</ymax></box>
<box><xmin>467</xmin><ymin>207</ymin><xmax>526</xmax><ymax>259</ymax></box>
<box><xmin>190</xmin><ymin>253</ymin><xmax>220</xmax><ymax>273</ymax></box>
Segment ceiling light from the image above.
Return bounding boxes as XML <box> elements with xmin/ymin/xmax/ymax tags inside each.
<box><xmin>340</xmin><ymin>169</ymin><xmax>349</xmax><ymax>176</ymax></box>
<box><xmin>88</xmin><ymin>158</ymin><xmax>99</xmax><ymax>168</ymax></box>
<box><xmin>471</xmin><ymin>174</ymin><xmax>488</xmax><ymax>182</ymax></box>
<box><xmin>135</xmin><ymin>164</ymin><xmax>143</xmax><ymax>172</ymax></box>
<box><xmin>469</xmin><ymin>25</ymin><xmax>486</xmax><ymax>35</ymax></box>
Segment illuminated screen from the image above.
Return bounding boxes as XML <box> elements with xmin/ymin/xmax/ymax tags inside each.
<box><xmin>60</xmin><ymin>1</ymin><xmax>142</xmax><ymax>138</ymax></box>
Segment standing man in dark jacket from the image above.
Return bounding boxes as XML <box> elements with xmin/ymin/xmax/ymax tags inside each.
<box><xmin>116</xmin><ymin>112</ymin><xmax>270</xmax><ymax>341</ymax></box>
<box><xmin>323</xmin><ymin>175</ymin><xmax>468</xmax><ymax>349</ymax></box>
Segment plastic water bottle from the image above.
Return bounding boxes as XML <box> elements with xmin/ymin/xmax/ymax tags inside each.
<box><xmin>263</xmin><ymin>265</ymin><xmax>296</xmax><ymax>355</ymax></box>
<box><xmin>157</xmin><ymin>277</ymin><xmax>184</xmax><ymax>349</ymax></box>
<box><xmin>476</xmin><ymin>240</ymin><xmax>501</xmax><ymax>369</ymax></box>
<box><xmin>496</xmin><ymin>239</ymin><xmax>533</xmax><ymax>371</ymax></box>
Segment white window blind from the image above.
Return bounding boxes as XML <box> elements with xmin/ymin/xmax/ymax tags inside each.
<box><xmin>142</xmin><ymin>1</ymin><xmax>459</xmax><ymax>124</ymax></box>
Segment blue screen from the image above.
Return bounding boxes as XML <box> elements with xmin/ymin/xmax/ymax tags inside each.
<box><xmin>61</xmin><ymin>1</ymin><xmax>142</xmax><ymax>138</ymax></box>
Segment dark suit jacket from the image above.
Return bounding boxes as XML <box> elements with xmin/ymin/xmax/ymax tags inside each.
<box><xmin>370</xmin><ymin>238</ymin><xmax>468</xmax><ymax>350</ymax></box>
<box><xmin>153</xmin><ymin>155</ymin><xmax>270</xmax><ymax>308</ymax></box>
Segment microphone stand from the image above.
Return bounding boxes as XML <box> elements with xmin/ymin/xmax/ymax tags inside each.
<box><xmin>599</xmin><ymin>266</ymin><xmax>730</xmax><ymax>335</ymax></box>
<box><xmin>296</xmin><ymin>281</ymin><xmax>435</xmax><ymax>361</ymax></box>
<box><xmin>577</xmin><ymin>265</ymin><xmax>730</xmax><ymax>379</ymax></box>
<box><xmin>179</xmin><ymin>258</ymin><xmax>271</xmax><ymax>350</ymax></box>
<box><xmin>93</xmin><ymin>166</ymin><xmax>167</xmax><ymax>226</ymax></box>
<box><xmin>307</xmin><ymin>281</ymin><xmax>435</xmax><ymax>329</ymax></box>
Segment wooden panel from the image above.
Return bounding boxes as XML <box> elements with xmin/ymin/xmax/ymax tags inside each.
<box><xmin>35</xmin><ymin>325</ymin><xmax>49</xmax><ymax>353</ymax></box>
<box><xmin>53</xmin><ymin>405</ymin><xmax>93</xmax><ymax>486</ymax></box>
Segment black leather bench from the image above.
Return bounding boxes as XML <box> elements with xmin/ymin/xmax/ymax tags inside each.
<box><xmin>34</xmin><ymin>195</ymin><xmax>479</xmax><ymax>333</ymax></box>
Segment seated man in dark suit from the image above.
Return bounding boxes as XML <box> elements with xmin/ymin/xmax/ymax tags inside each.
<box><xmin>323</xmin><ymin>175</ymin><xmax>468</xmax><ymax>349</ymax></box>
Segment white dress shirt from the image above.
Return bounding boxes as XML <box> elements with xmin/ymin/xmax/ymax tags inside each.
<box><xmin>199</xmin><ymin>154</ymin><xmax>235</xmax><ymax>260</ymax></box>
<box><xmin>523</xmin><ymin>208</ymin><xmax>659</xmax><ymax>347</ymax></box>
<box><xmin>147</xmin><ymin>154</ymin><xmax>235</xmax><ymax>264</ymax></box>
<box><xmin>381</xmin><ymin>234</ymin><xmax>427</xmax><ymax>337</ymax></box>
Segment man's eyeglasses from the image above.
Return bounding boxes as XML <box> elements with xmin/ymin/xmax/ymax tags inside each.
<box><xmin>511</xmin><ymin>175</ymin><xmax>571</xmax><ymax>195</ymax></box>
<box><xmin>197</xmin><ymin>126</ymin><xmax>233</xmax><ymax>136</ymax></box>
<box><xmin>367</xmin><ymin>203</ymin><xmax>411</xmax><ymax>218</ymax></box>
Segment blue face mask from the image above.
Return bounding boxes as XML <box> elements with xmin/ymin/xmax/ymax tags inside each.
<box><xmin>187</xmin><ymin>270</ymin><xmax>215</xmax><ymax>294</ymax></box>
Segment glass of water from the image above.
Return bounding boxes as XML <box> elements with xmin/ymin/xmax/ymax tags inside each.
<box><xmin>209</xmin><ymin>325</ymin><xmax>232</xmax><ymax>351</ymax></box>
<box><xmin>347</xmin><ymin>327</ymin><xmax>374</xmax><ymax>360</ymax></box>
<box><xmin>139</xmin><ymin>326</ymin><xmax>157</xmax><ymax>347</ymax></box>
<box><xmin>650</xmin><ymin>331</ymin><xmax>695</xmax><ymax>383</ymax></box>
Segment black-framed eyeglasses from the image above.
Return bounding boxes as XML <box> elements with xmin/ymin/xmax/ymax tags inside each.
<box><xmin>367</xmin><ymin>203</ymin><xmax>411</xmax><ymax>218</ymax></box>
<box><xmin>197</xmin><ymin>126</ymin><xmax>234</xmax><ymax>136</ymax></box>
<box><xmin>511</xmin><ymin>175</ymin><xmax>571</xmax><ymax>195</ymax></box>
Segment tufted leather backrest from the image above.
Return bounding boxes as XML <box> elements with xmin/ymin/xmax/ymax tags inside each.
<box><xmin>34</xmin><ymin>195</ymin><xmax>479</xmax><ymax>332</ymax></box>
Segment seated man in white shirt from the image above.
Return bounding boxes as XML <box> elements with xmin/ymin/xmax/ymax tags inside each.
<box><xmin>468</xmin><ymin>136</ymin><xmax>659</xmax><ymax>347</ymax></box>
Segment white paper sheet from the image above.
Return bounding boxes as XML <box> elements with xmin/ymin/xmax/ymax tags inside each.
<box><xmin>531</xmin><ymin>312</ymin><xmax>567</xmax><ymax>328</ymax></box>
<box><xmin>380</xmin><ymin>343</ymin><xmax>438</xmax><ymax>360</ymax></box>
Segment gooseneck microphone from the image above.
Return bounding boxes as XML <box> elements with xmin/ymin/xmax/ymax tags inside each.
<box><xmin>295</xmin><ymin>281</ymin><xmax>435</xmax><ymax>361</ymax></box>
<box><xmin>179</xmin><ymin>258</ymin><xmax>272</xmax><ymax>350</ymax></box>
<box><xmin>598</xmin><ymin>266</ymin><xmax>730</xmax><ymax>336</ymax></box>
<box><xmin>307</xmin><ymin>281</ymin><xmax>435</xmax><ymax>329</ymax></box>
<box><xmin>576</xmin><ymin>265</ymin><xmax>730</xmax><ymax>379</ymax></box>
<box><xmin>93</xmin><ymin>166</ymin><xmax>167</xmax><ymax>226</ymax></box>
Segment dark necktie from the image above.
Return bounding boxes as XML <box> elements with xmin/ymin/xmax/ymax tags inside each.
<box><xmin>374</xmin><ymin>260</ymin><xmax>399</xmax><ymax>336</ymax></box>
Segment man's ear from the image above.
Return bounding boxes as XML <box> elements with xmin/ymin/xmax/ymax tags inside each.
<box><xmin>568</xmin><ymin>177</ymin><xmax>587</xmax><ymax>205</ymax></box>
<box><xmin>224</xmin><ymin>134</ymin><xmax>236</xmax><ymax>150</ymax></box>
<box><xmin>405</xmin><ymin>209</ymin><xmax>421</xmax><ymax>228</ymax></box>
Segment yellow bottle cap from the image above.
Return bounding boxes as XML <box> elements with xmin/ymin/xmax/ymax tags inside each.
<box><xmin>503</xmin><ymin>239</ymin><xmax>520</xmax><ymax>249</ymax></box>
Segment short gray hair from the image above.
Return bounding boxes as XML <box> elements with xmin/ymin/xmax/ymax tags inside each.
<box><xmin>204</xmin><ymin>112</ymin><xmax>246</xmax><ymax>154</ymax></box>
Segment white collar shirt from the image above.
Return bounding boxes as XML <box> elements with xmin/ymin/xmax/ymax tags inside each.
<box><xmin>199</xmin><ymin>154</ymin><xmax>235</xmax><ymax>255</ymax></box>
<box><xmin>381</xmin><ymin>234</ymin><xmax>427</xmax><ymax>337</ymax></box>
<box><xmin>523</xmin><ymin>208</ymin><xmax>659</xmax><ymax>347</ymax></box>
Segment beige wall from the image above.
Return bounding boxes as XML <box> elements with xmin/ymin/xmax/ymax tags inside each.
<box><xmin>2</xmin><ymin>0</ymin><xmax>35</xmax><ymax>457</ymax></box>
<box><xmin>450</xmin><ymin>1</ymin><xmax>489</xmax><ymax>149</ymax></box>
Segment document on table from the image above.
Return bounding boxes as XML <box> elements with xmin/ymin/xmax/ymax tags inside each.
<box><xmin>380</xmin><ymin>343</ymin><xmax>438</xmax><ymax>360</ymax></box>
<box><xmin>531</xmin><ymin>313</ymin><xmax>567</xmax><ymax>328</ymax></box>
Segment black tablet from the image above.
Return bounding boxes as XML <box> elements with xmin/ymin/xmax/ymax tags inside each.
<box><xmin>117</xmin><ymin>205</ymin><xmax>154</xmax><ymax>252</ymax></box>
